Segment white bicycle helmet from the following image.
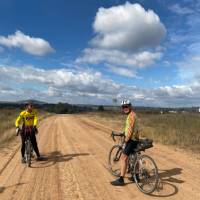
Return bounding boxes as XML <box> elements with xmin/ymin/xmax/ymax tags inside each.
<box><xmin>121</xmin><ymin>99</ymin><xmax>131</xmax><ymax>106</ymax></box>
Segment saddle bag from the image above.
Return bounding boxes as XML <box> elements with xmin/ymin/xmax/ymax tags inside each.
<box><xmin>137</xmin><ymin>139</ymin><xmax>153</xmax><ymax>151</ymax></box>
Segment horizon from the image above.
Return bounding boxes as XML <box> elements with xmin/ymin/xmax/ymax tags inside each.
<box><xmin>1</xmin><ymin>98</ymin><xmax>200</xmax><ymax>109</ymax></box>
<box><xmin>0</xmin><ymin>0</ymin><xmax>200</xmax><ymax>107</ymax></box>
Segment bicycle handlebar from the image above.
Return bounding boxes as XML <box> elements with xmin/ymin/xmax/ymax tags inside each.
<box><xmin>111</xmin><ymin>131</ymin><xmax>125</xmax><ymax>142</ymax></box>
<box><xmin>16</xmin><ymin>126</ymin><xmax>36</xmax><ymax>136</ymax></box>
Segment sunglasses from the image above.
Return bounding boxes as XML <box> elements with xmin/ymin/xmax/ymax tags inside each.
<box><xmin>122</xmin><ymin>105</ymin><xmax>129</xmax><ymax>109</ymax></box>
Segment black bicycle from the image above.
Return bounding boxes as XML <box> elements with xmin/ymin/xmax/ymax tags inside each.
<box><xmin>25</xmin><ymin>128</ymin><xmax>33</xmax><ymax>167</ymax></box>
<box><xmin>108</xmin><ymin>131</ymin><xmax>159</xmax><ymax>194</ymax></box>
<box><xmin>19</xmin><ymin>127</ymin><xmax>34</xmax><ymax>167</ymax></box>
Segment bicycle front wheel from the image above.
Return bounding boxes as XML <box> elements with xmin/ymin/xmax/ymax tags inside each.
<box><xmin>25</xmin><ymin>140</ymin><xmax>32</xmax><ymax>167</ymax></box>
<box><xmin>134</xmin><ymin>154</ymin><xmax>159</xmax><ymax>194</ymax></box>
<box><xmin>108</xmin><ymin>145</ymin><xmax>123</xmax><ymax>177</ymax></box>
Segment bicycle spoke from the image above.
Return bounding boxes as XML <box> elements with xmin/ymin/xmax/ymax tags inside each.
<box><xmin>134</xmin><ymin>155</ymin><xmax>159</xmax><ymax>194</ymax></box>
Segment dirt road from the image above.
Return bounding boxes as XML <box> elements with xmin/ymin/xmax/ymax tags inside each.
<box><xmin>0</xmin><ymin>115</ymin><xmax>199</xmax><ymax>200</ymax></box>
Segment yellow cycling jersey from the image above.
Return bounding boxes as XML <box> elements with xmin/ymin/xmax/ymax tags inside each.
<box><xmin>124</xmin><ymin>111</ymin><xmax>139</xmax><ymax>141</ymax></box>
<box><xmin>15</xmin><ymin>109</ymin><xmax>38</xmax><ymax>127</ymax></box>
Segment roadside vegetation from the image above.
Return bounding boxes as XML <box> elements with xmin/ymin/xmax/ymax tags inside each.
<box><xmin>1</xmin><ymin>105</ymin><xmax>200</xmax><ymax>152</ymax></box>
<box><xmin>0</xmin><ymin>108</ymin><xmax>50</xmax><ymax>148</ymax></box>
<box><xmin>0</xmin><ymin>101</ymin><xmax>90</xmax><ymax>148</ymax></box>
<box><xmin>84</xmin><ymin>111</ymin><xmax>200</xmax><ymax>152</ymax></box>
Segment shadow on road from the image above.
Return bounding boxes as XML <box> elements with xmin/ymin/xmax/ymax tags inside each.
<box><xmin>31</xmin><ymin>151</ymin><xmax>90</xmax><ymax>168</ymax></box>
<box><xmin>125</xmin><ymin>168</ymin><xmax>183</xmax><ymax>197</ymax></box>
<box><xmin>159</xmin><ymin>168</ymin><xmax>184</xmax><ymax>184</ymax></box>
<box><xmin>149</xmin><ymin>167</ymin><xmax>184</xmax><ymax>197</ymax></box>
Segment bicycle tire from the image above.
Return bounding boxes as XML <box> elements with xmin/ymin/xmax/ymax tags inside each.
<box><xmin>134</xmin><ymin>154</ymin><xmax>159</xmax><ymax>194</ymax></box>
<box><xmin>108</xmin><ymin>145</ymin><xmax>123</xmax><ymax>177</ymax></box>
<box><xmin>25</xmin><ymin>140</ymin><xmax>31</xmax><ymax>167</ymax></box>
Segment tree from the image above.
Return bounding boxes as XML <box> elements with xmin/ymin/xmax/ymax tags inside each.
<box><xmin>98</xmin><ymin>105</ymin><xmax>104</xmax><ymax>111</ymax></box>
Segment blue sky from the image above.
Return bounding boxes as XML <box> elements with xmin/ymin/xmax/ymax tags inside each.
<box><xmin>0</xmin><ymin>0</ymin><xmax>200</xmax><ymax>106</ymax></box>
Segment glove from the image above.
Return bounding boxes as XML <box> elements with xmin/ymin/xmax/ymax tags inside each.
<box><xmin>16</xmin><ymin>127</ymin><xmax>20</xmax><ymax>136</ymax></box>
<box><xmin>33</xmin><ymin>126</ymin><xmax>38</xmax><ymax>134</ymax></box>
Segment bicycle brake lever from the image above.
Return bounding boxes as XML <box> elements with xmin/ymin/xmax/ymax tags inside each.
<box><xmin>111</xmin><ymin>131</ymin><xmax>116</xmax><ymax>142</ymax></box>
<box><xmin>113</xmin><ymin>135</ymin><xmax>116</xmax><ymax>142</ymax></box>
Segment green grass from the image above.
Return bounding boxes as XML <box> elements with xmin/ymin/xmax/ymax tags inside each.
<box><xmin>84</xmin><ymin>111</ymin><xmax>200</xmax><ymax>152</ymax></box>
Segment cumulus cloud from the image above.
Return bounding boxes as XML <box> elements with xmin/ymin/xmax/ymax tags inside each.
<box><xmin>76</xmin><ymin>2</ymin><xmax>166</xmax><ymax>77</ymax></box>
<box><xmin>107</xmin><ymin>64</ymin><xmax>137</xmax><ymax>78</ymax></box>
<box><xmin>76</xmin><ymin>48</ymin><xmax>162</xmax><ymax>68</ymax></box>
<box><xmin>0</xmin><ymin>66</ymin><xmax>121</xmax><ymax>95</ymax></box>
<box><xmin>0</xmin><ymin>85</ymin><xmax>17</xmax><ymax>95</ymax></box>
<box><xmin>154</xmin><ymin>85</ymin><xmax>193</xmax><ymax>98</ymax></box>
<box><xmin>43</xmin><ymin>87</ymin><xmax>63</xmax><ymax>97</ymax></box>
<box><xmin>1</xmin><ymin>65</ymin><xmax>200</xmax><ymax>106</ymax></box>
<box><xmin>0</xmin><ymin>30</ymin><xmax>54</xmax><ymax>56</ymax></box>
<box><xmin>91</xmin><ymin>2</ymin><xmax>166</xmax><ymax>51</ymax></box>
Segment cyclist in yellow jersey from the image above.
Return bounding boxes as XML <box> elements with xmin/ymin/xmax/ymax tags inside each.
<box><xmin>111</xmin><ymin>100</ymin><xmax>139</xmax><ymax>186</ymax></box>
<box><xmin>15</xmin><ymin>102</ymin><xmax>42</xmax><ymax>163</ymax></box>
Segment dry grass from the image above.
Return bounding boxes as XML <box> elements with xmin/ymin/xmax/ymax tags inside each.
<box><xmin>139</xmin><ymin>113</ymin><xmax>200</xmax><ymax>152</ymax></box>
<box><xmin>0</xmin><ymin>108</ymin><xmax>51</xmax><ymax>147</ymax></box>
<box><xmin>84</xmin><ymin>111</ymin><xmax>200</xmax><ymax>152</ymax></box>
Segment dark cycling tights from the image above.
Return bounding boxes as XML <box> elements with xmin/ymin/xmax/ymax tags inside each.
<box><xmin>20</xmin><ymin>130</ymin><xmax>40</xmax><ymax>158</ymax></box>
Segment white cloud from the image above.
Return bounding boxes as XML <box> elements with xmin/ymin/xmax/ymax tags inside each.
<box><xmin>0</xmin><ymin>30</ymin><xmax>54</xmax><ymax>56</ymax></box>
<box><xmin>44</xmin><ymin>87</ymin><xmax>63</xmax><ymax>97</ymax></box>
<box><xmin>92</xmin><ymin>2</ymin><xmax>166</xmax><ymax>51</ymax></box>
<box><xmin>76</xmin><ymin>48</ymin><xmax>162</xmax><ymax>68</ymax></box>
<box><xmin>76</xmin><ymin>2</ymin><xmax>165</xmax><ymax>78</ymax></box>
<box><xmin>155</xmin><ymin>85</ymin><xmax>193</xmax><ymax>97</ymax></box>
<box><xmin>0</xmin><ymin>85</ymin><xmax>17</xmax><ymax>95</ymax></box>
<box><xmin>169</xmin><ymin>33</ymin><xmax>189</xmax><ymax>44</ymax></box>
<box><xmin>0</xmin><ymin>66</ymin><xmax>121</xmax><ymax>95</ymax></box>
<box><xmin>192</xmin><ymin>56</ymin><xmax>200</xmax><ymax>61</ymax></box>
<box><xmin>107</xmin><ymin>64</ymin><xmax>137</xmax><ymax>77</ymax></box>
<box><xmin>169</xmin><ymin>4</ymin><xmax>194</xmax><ymax>15</ymax></box>
<box><xmin>1</xmin><ymin>65</ymin><xmax>200</xmax><ymax>106</ymax></box>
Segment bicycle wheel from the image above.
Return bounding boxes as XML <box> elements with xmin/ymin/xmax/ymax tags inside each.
<box><xmin>108</xmin><ymin>145</ymin><xmax>123</xmax><ymax>177</ymax></box>
<box><xmin>25</xmin><ymin>140</ymin><xmax>31</xmax><ymax>167</ymax></box>
<box><xmin>134</xmin><ymin>154</ymin><xmax>159</xmax><ymax>194</ymax></box>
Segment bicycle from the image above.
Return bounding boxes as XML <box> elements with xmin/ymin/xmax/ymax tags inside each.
<box><xmin>18</xmin><ymin>127</ymin><xmax>34</xmax><ymax>167</ymax></box>
<box><xmin>108</xmin><ymin>131</ymin><xmax>159</xmax><ymax>194</ymax></box>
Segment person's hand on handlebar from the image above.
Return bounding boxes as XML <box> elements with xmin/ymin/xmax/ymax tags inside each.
<box><xmin>16</xmin><ymin>127</ymin><xmax>20</xmax><ymax>136</ymax></box>
<box><xmin>33</xmin><ymin>126</ymin><xmax>38</xmax><ymax>134</ymax></box>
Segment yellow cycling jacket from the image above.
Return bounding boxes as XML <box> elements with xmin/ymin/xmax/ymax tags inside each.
<box><xmin>15</xmin><ymin>109</ymin><xmax>38</xmax><ymax>127</ymax></box>
<box><xmin>124</xmin><ymin>110</ymin><xmax>139</xmax><ymax>141</ymax></box>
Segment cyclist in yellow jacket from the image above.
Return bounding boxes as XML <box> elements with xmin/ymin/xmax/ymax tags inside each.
<box><xmin>111</xmin><ymin>100</ymin><xmax>139</xmax><ymax>186</ymax></box>
<box><xmin>15</xmin><ymin>102</ymin><xmax>41</xmax><ymax>163</ymax></box>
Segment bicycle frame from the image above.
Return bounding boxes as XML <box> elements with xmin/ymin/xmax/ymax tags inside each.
<box><xmin>109</xmin><ymin>131</ymin><xmax>159</xmax><ymax>194</ymax></box>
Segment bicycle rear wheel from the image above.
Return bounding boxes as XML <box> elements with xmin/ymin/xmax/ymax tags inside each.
<box><xmin>108</xmin><ymin>145</ymin><xmax>123</xmax><ymax>177</ymax></box>
<box><xmin>134</xmin><ymin>154</ymin><xmax>159</xmax><ymax>194</ymax></box>
<box><xmin>25</xmin><ymin>140</ymin><xmax>32</xmax><ymax>167</ymax></box>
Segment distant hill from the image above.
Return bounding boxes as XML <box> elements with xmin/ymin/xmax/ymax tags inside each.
<box><xmin>16</xmin><ymin>99</ymin><xmax>47</xmax><ymax>105</ymax></box>
<box><xmin>0</xmin><ymin>99</ymin><xmax>91</xmax><ymax>113</ymax></box>
<box><xmin>0</xmin><ymin>100</ymin><xmax>199</xmax><ymax>114</ymax></box>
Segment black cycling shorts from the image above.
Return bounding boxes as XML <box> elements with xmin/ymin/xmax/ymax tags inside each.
<box><xmin>123</xmin><ymin>140</ymin><xmax>139</xmax><ymax>156</ymax></box>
